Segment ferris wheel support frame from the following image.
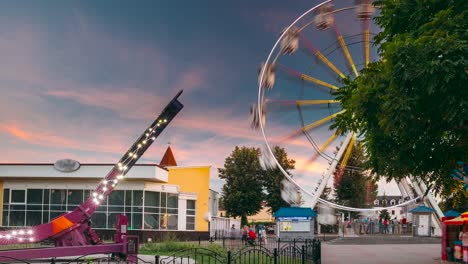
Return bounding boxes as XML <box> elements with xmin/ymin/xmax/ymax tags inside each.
<box><xmin>310</xmin><ymin>133</ymin><xmax>354</xmax><ymax>208</ymax></box>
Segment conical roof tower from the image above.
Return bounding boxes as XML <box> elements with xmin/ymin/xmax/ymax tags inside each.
<box><xmin>159</xmin><ymin>146</ymin><xmax>177</xmax><ymax>167</ymax></box>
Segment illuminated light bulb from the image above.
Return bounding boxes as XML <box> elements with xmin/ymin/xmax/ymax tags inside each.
<box><xmin>158</xmin><ymin>120</ymin><xmax>162</xmax><ymax>123</ymax></box>
<box><xmin>0</xmin><ymin>235</ymin><xmax>3</xmax><ymax>238</ymax></box>
<box><xmin>102</xmin><ymin>180</ymin><xmax>108</xmax><ymax>185</ymax></box>
<box><xmin>103</xmin><ymin>187</ymin><xmax>108</xmax><ymax>192</ymax></box>
<box><xmin>112</xmin><ymin>184</ymin><xmax>116</xmax><ymax>188</ymax></box>
<box><xmin>146</xmin><ymin>133</ymin><xmax>149</xmax><ymax>136</ymax></box>
<box><xmin>94</xmin><ymin>200</ymin><xmax>100</xmax><ymax>205</ymax></box>
<box><xmin>117</xmin><ymin>174</ymin><xmax>124</xmax><ymax>180</ymax></box>
<box><xmin>157</xmin><ymin>124</ymin><xmax>160</xmax><ymax>127</ymax></box>
<box><xmin>118</xmin><ymin>162</ymin><xmax>122</xmax><ymax>167</ymax></box>
<box><xmin>151</xmin><ymin>137</ymin><xmax>156</xmax><ymax>140</ymax></box>
<box><xmin>113</xmin><ymin>179</ymin><xmax>118</xmax><ymax>184</ymax></box>
<box><xmin>18</xmin><ymin>238</ymin><xmax>23</xmax><ymax>242</ymax></box>
<box><xmin>93</xmin><ymin>192</ymin><xmax>98</xmax><ymax>197</ymax></box>
<box><xmin>19</xmin><ymin>230</ymin><xmax>24</xmax><ymax>235</ymax></box>
<box><xmin>133</xmin><ymin>154</ymin><xmax>138</xmax><ymax>158</ymax></box>
<box><xmin>6</xmin><ymin>235</ymin><xmax>11</xmax><ymax>239</ymax></box>
<box><xmin>27</xmin><ymin>230</ymin><xmax>33</xmax><ymax>235</ymax></box>
<box><xmin>142</xmin><ymin>140</ymin><xmax>147</xmax><ymax>144</ymax></box>
<box><xmin>12</xmin><ymin>231</ymin><xmax>17</xmax><ymax>236</ymax></box>
<box><xmin>93</xmin><ymin>198</ymin><xmax>98</xmax><ymax>203</ymax></box>
<box><xmin>98</xmin><ymin>194</ymin><xmax>103</xmax><ymax>200</ymax></box>
<box><xmin>29</xmin><ymin>237</ymin><xmax>34</xmax><ymax>242</ymax></box>
<box><xmin>138</xmin><ymin>144</ymin><xmax>142</xmax><ymax>148</ymax></box>
<box><xmin>128</xmin><ymin>152</ymin><xmax>133</xmax><ymax>157</ymax></box>
<box><xmin>123</xmin><ymin>166</ymin><xmax>128</xmax><ymax>170</ymax></box>
<box><xmin>164</xmin><ymin>119</ymin><xmax>167</xmax><ymax>122</ymax></box>
<box><xmin>148</xmin><ymin>128</ymin><xmax>153</xmax><ymax>132</ymax></box>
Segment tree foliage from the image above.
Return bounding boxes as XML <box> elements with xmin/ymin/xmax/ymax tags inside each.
<box><xmin>261</xmin><ymin>146</ymin><xmax>295</xmax><ymax>213</ymax></box>
<box><xmin>379</xmin><ymin>209</ymin><xmax>391</xmax><ymax>221</ymax></box>
<box><xmin>219</xmin><ymin>146</ymin><xmax>295</xmax><ymax>224</ymax></box>
<box><xmin>219</xmin><ymin>146</ymin><xmax>264</xmax><ymax>225</ymax></box>
<box><xmin>334</xmin><ymin>142</ymin><xmax>377</xmax><ymax>208</ymax></box>
<box><xmin>332</xmin><ymin>0</ymin><xmax>468</xmax><ymax>194</ymax></box>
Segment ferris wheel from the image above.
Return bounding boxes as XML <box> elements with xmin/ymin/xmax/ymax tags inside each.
<box><xmin>252</xmin><ymin>0</ymin><xmax>422</xmax><ymax>213</ymax></box>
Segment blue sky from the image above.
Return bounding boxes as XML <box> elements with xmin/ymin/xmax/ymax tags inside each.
<box><xmin>0</xmin><ymin>0</ymin><xmax>399</xmax><ymax>195</ymax></box>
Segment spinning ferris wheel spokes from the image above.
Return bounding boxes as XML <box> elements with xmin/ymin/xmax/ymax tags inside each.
<box><xmin>251</xmin><ymin>0</ymin><xmax>431</xmax><ymax>213</ymax></box>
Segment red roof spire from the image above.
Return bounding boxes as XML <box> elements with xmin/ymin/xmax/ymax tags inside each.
<box><xmin>160</xmin><ymin>145</ymin><xmax>177</xmax><ymax>167</ymax></box>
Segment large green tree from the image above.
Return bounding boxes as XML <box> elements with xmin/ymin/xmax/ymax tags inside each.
<box><xmin>219</xmin><ymin>146</ymin><xmax>264</xmax><ymax>225</ymax></box>
<box><xmin>334</xmin><ymin>142</ymin><xmax>377</xmax><ymax>208</ymax></box>
<box><xmin>261</xmin><ymin>146</ymin><xmax>295</xmax><ymax>213</ymax></box>
<box><xmin>332</xmin><ymin>0</ymin><xmax>468</xmax><ymax>194</ymax></box>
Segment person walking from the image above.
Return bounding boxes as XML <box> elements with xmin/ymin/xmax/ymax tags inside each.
<box><xmin>383</xmin><ymin>218</ymin><xmax>389</xmax><ymax>234</ymax></box>
<box><xmin>242</xmin><ymin>225</ymin><xmax>248</xmax><ymax>244</ymax></box>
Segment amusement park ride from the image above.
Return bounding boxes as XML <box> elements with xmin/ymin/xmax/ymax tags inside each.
<box><xmin>251</xmin><ymin>0</ymin><xmax>444</xmax><ymax>233</ymax></box>
<box><xmin>0</xmin><ymin>91</ymin><xmax>184</xmax><ymax>262</ymax></box>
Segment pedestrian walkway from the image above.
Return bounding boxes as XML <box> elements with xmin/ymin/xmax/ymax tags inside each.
<box><xmin>322</xmin><ymin>244</ymin><xmax>441</xmax><ymax>264</ymax></box>
<box><xmin>328</xmin><ymin>235</ymin><xmax>441</xmax><ymax>245</ymax></box>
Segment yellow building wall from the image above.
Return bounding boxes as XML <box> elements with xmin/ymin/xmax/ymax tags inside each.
<box><xmin>167</xmin><ymin>166</ymin><xmax>210</xmax><ymax>232</ymax></box>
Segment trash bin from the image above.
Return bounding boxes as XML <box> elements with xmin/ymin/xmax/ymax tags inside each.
<box><xmin>446</xmin><ymin>247</ymin><xmax>454</xmax><ymax>262</ymax></box>
<box><xmin>454</xmin><ymin>241</ymin><xmax>463</xmax><ymax>260</ymax></box>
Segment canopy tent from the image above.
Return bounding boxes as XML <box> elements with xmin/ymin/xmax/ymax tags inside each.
<box><xmin>461</xmin><ymin>211</ymin><xmax>468</xmax><ymax>218</ymax></box>
<box><xmin>444</xmin><ymin>210</ymin><xmax>461</xmax><ymax>218</ymax></box>
<box><xmin>445</xmin><ymin>216</ymin><xmax>468</xmax><ymax>225</ymax></box>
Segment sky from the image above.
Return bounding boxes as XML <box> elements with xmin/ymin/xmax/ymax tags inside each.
<box><xmin>0</xmin><ymin>0</ymin><xmax>399</xmax><ymax>197</ymax></box>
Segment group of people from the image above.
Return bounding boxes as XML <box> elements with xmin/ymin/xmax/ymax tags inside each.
<box><xmin>350</xmin><ymin>217</ymin><xmax>407</xmax><ymax>235</ymax></box>
<box><xmin>231</xmin><ymin>224</ymin><xmax>267</xmax><ymax>245</ymax></box>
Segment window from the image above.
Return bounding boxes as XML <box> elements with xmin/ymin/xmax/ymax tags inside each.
<box><xmin>390</xmin><ymin>199</ymin><xmax>396</xmax><ymax>205</ymax></box>
<box><xmin>167</xmin><ymin>193</ymin><xmax>178</xmax><ymax>208</ymax></box>
<box><xmin>391</xmin><ymin>210</ymin><xmax>395</xmax><ymax>215</ymax></box>
<box><xmin>144</xmin><ymin>214</ymin><xmax>159</xmax><ymax>229</ymax></box>
<box><xmin>144</xmin><ymin>191</ymin><xmax>160</xmax><ymax>207</ymax></box>
<box><xmin>186</xmin><ymin>200</ymin><xmax>196</xmax><ymax>230</ymax></box>
<box><xmin>280</xmin><ymin>221</ymin><xmax>310</xmax><ymax>232</ymax></box>
<box><xmin>2</xmin><ymin>188</ymin><xmax>182</xmax><ymax>231</ymax></box>
<box><xmin>11</xmin><ymin>190</ymin><xmax>25</xmax><ymax>204</ymax></box>
<box><xmin>27</xmin><ymin>189</ymin><xmax>42</xmax><ymax>204</ymax></box>
<box><xmin>108</xmin><ymin>191</ymin><xmax>124</xmax><ymax>213</ymax></box>
<box><xmin>374</xmin><ymin>200</ymin><xmax>379</xmax><ymax>205</ymax></box>
<box><xmin>382</xmin><ymin>200</ymin><xmax>387</xmax><ymax>205</ymax></box>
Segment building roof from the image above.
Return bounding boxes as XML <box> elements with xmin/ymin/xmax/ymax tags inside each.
<box><xmin>444</xmin><ymin>210</ymin><xmax>461</xmax><ymax>217</ymax></box>
<box><xmin>409</xmin><ymin>205</ymin><xmax>435</xmax><ymax>213</ymax></box>
<box><xmin>273</xmin><ymin>207</ymin><xmax>317</xmax><ymax>218</ymax></box>
<box><xmin>160</xmin><ymin>146</ymin><xmax>177</xmax><ymax>167</ymax></box>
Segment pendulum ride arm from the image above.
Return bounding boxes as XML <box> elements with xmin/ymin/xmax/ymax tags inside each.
<box><xmin>0</xmin><ymin>90</ymin><xmax>184</xmax><ymax>246</ymax></box>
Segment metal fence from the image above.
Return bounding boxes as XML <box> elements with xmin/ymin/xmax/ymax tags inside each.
<box><xmin>155</xmin><ymin>237</ymin><xmax>321</xmax><ymax>264</ymax></box>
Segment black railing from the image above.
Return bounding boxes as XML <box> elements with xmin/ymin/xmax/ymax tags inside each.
<box><xmin>155</xmin><ymin>237</ymin><xmax>321</xmax><ymax>264</ymax></box>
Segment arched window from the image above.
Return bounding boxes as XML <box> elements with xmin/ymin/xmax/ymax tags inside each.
<box><xmin>390</xmin><ymin>199</ymin><xmax>396</xmax><ymax>205</ymax></box>
<box><xmin>382</xmin><ymin>199</ymin><xmax>387</xmax><ymax>205</ymax></box>
<box><xmin>374</xmin><ymin>199</ymin><xmax>379</xmax><ymax>205</ymax></box>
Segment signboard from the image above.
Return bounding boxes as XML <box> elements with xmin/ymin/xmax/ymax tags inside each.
<box><xmin>54</xmin><ymin>159</ymin><xmax>81</xmax><ymax>173</ymax></box>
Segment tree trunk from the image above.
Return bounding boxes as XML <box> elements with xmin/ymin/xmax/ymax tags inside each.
<box><xmin>241</xmin><ymin>215</ymin><xmax>248</xmax><ymax>226</ymax></box>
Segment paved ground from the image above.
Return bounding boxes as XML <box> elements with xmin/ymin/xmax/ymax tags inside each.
<box><xmin>321</xmin><ymin>243</ymin><xmax>443</xmax><ymax>264</ymax></box>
